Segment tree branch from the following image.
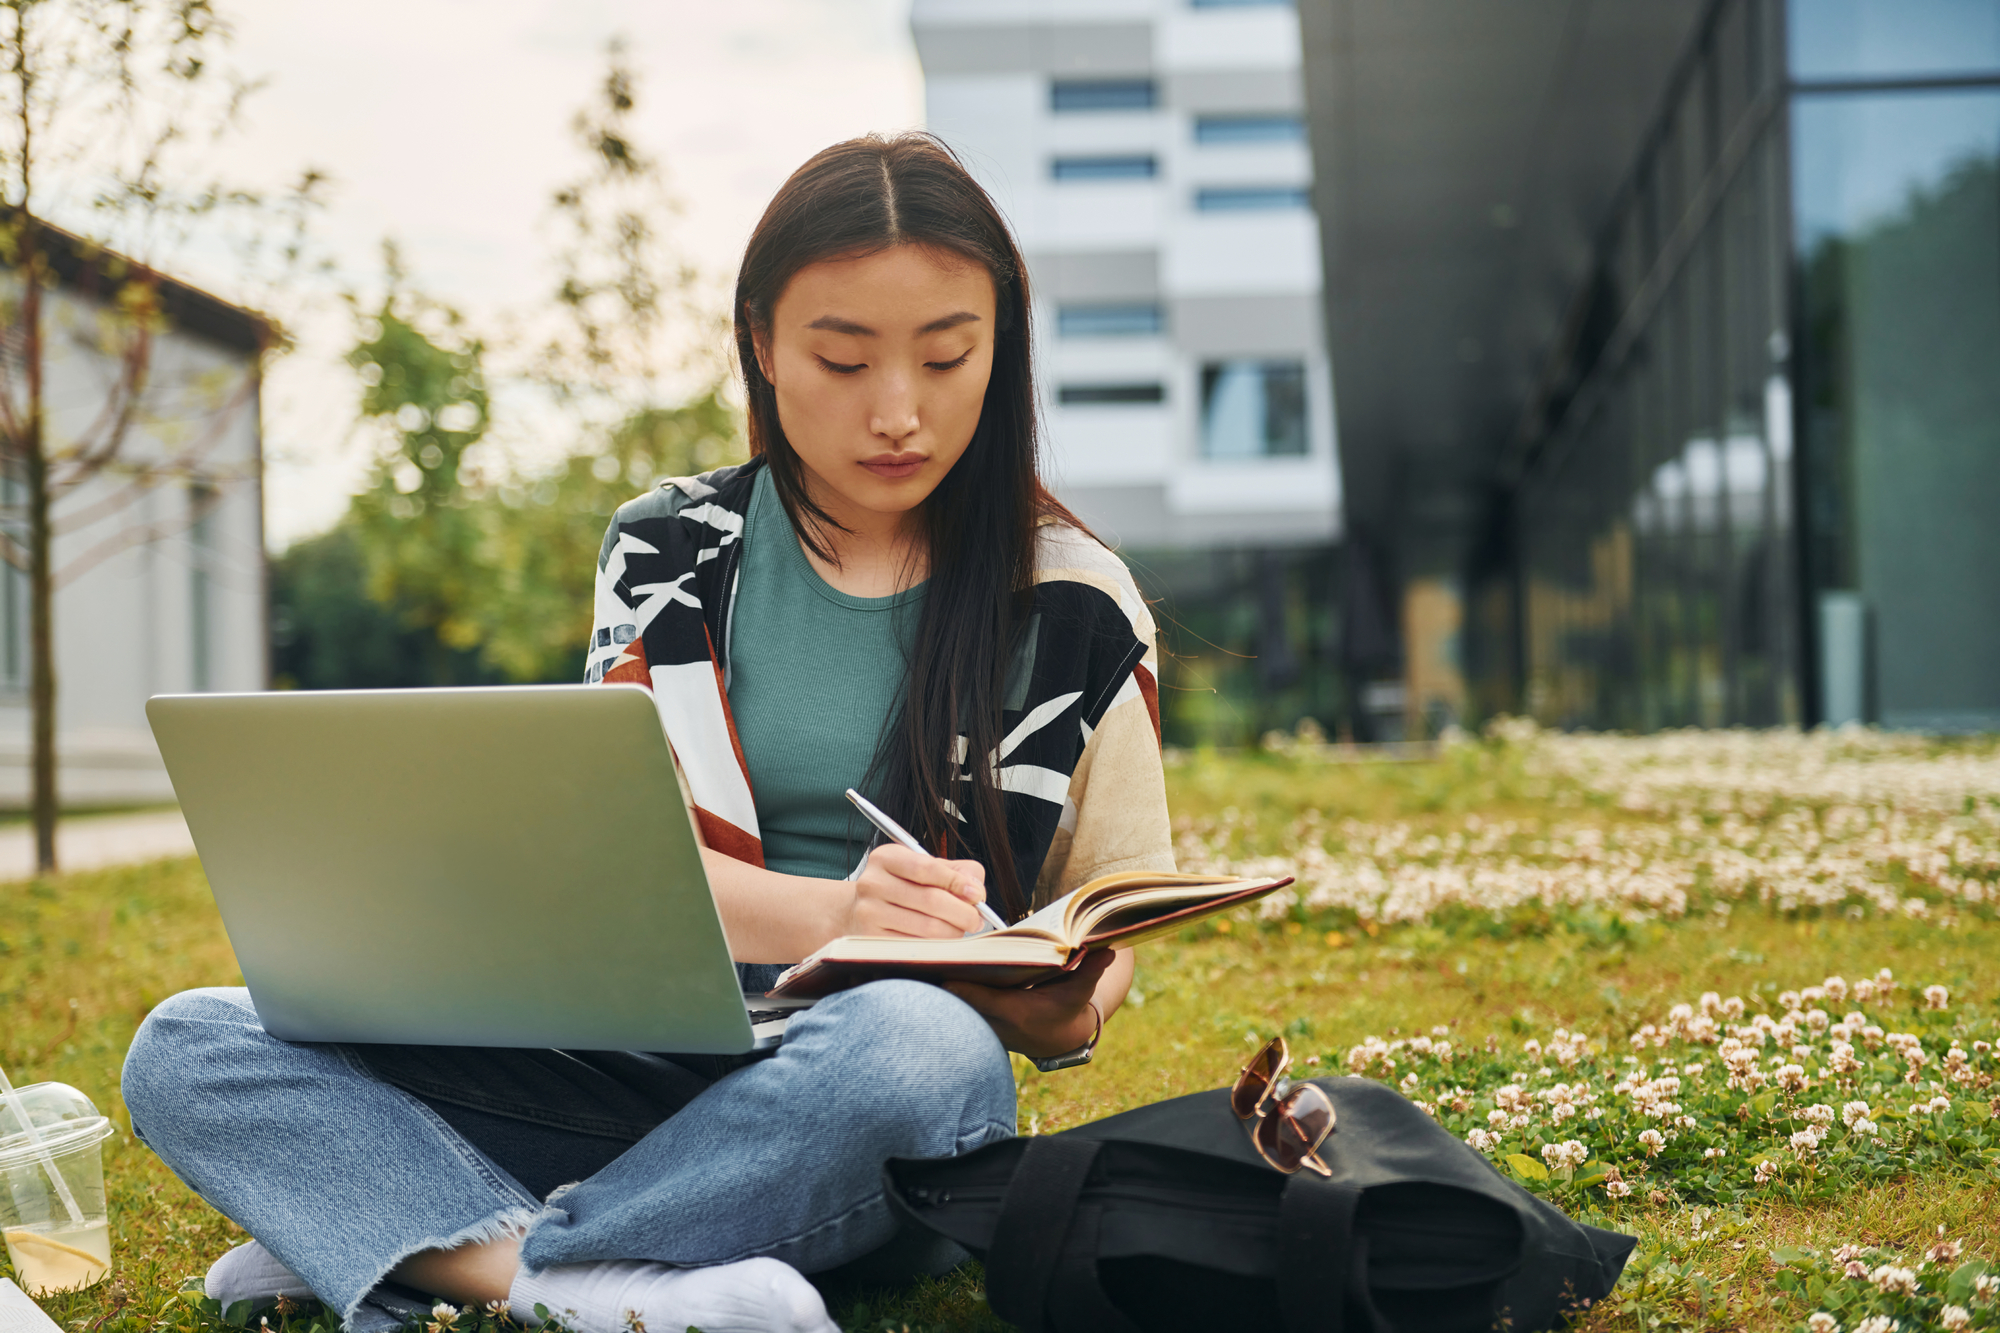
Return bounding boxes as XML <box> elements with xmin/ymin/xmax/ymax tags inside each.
<box><xmin>51</xmin><ymin>482</ymin><xmax>223</xmax><ymax>590</ymax></box>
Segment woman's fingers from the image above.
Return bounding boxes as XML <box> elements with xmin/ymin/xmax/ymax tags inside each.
<box><xmin>857</xmin><ymin>846</ymin><xmax>984</xmax><ymax>935</ymax></box>
<box><xmin>868</xmin><ymin>845</ymin><xmax>989</xmax><ymax>904</ymax></box>
<box><xmin>864</xmin><ymin>897</ymin><xmax>973</xmax><ymax>939</ymax></box>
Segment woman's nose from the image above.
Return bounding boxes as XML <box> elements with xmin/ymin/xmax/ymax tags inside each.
<box><xmin>870</xmin><ymin>374</ymin><xmax>920</xmax><ymax>442</ymax></box>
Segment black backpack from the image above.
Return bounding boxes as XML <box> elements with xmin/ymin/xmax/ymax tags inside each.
<box><xmin>885</xmin><ymin>1076</ymin><xmax>1634</xmax><ymax>1333</ymax></box>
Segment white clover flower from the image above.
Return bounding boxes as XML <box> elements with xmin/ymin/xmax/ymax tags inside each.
<box><xmin>1834</xmin><ymin>1245</ymin><xmax>1867</xmax><ymax>1263</ymax></box>
<box><xmin>1488</xmin><ymin>1109</ymin><xmax>1509</xmax><ymax>1128</ymax></box>
<box><xmin>1754</xmin><ymin>1159</ymin><xmax>1779</xmax><ymax>1184</ymax></box>
<box><xmin>1804</xmin><ymin>1103</ymin><xmax>1836</xmax><ymax>1126</ymax></box>
<box><xmin>1923</xmin><ymin>985</ymin><xmax>1949</xmax><ymax>1011</ymax></box>
<box><xmin>1854</xmin><ymin>1317</ymin><xmax>1897</xmax><ymax>1333</ymax></box>
<box><xmin>1853</xmin><ymin>1118</ymin><xmax>1879</xmax><ymax>1138</ymax></box>
<box><xmin>1540</xmin><ymin>1139</ymin><xmax>1588</xmax><ymax>1171</ymax></box>
<box><xmin>1823</xmin><ymin>976</ymin><xmax>1848</xmax><ymax>1002</ymax></box>
<box><xmin>1929</xmin><ymin>1236</ymin><xmax>1963</xmax><ymax>1264</ymax></box>
<box><xmin>1638</xmin><ymin>1129</ymin><xmax>1665</xmax><ymax>1156</ymax></box>
<box><xmin>1466</xmin><ymin>1128</ymin><xmax>1498</xmax><ymax>1152</ymax></box>
<box><xmin>1974</xmin><ymin>1273</ymin><xmax>1999</xmax><ymax>1300</ymax></box>
<box><xmin>1604</xmin><ymin>1178</ymin><xmax>1632</xmax><ymax>1199</ymax></box>
<box><xmin>432</xmin><ymin>1305</ymin><xmax>460</xmax><ymax>1322</ymax></box>
<box><xmin>1776</xmin><ymin>1064</ymin><xmax>1810</xmax><ymax>1093</ymax></box>
<box><xmin>1869</xmin><ymin>1266</ymin><xmax>1918</xmax><ymax>1296</ymax></box>
<box><xmin>1941</xmin><ymin>1306</ymin><xmax>1970</xmax><ymax>1333</ymax></box>
<box><xmin>1841</xmin><ymin>1100</ymin><xmax>1872</xmax><ymax>1128</ymax></box>
<box><xmin>1703</xmin><ymin>1146</ymin><xmax>1726</xmax><ymax>1159</ymax></box>
<box><xmin>1808</xmin><ymin>1313</ymin><xmax>1840</xmax><ymax>1333</ymax></box>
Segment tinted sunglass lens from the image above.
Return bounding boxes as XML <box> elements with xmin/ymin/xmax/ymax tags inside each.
<box><xmin>1256</xmin><ymin>1112</ymin><xmax>1308</xmax><ymax>1171</ymax></box>
<box><xmin>1256</xmin><ymin>1087</ymin><xmax>1335</xmax><ymax>1172</ymax></box>
<box><xmin>1232</xmin><ymin>1038</ymin><xmax>1282</xmax><ymax>1119</ymax></box>
<box><xmin>1283</xmin><ymin>1087</ymin><xmax>1336</xmax><ymax>1153</ymax></box>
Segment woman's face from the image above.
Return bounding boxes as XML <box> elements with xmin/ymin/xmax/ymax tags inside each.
<box><xmin>754</xmin><ymin>243</ymin><xmax>996</xmax><ymax>529</ymax></box>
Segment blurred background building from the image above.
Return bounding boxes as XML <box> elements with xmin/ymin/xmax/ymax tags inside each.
<box><xmin>1302</xmin><ymin>0</ymin><xmax>2000</xmax><ymax>737</ymax></box>
<box><xmin>912</xmin><ymin>0</ymin><xmax>1349</xmax><ymax>745</ymax></box>
<box><xmin>0</xmin><ymin>237</ymin><xmax>268</xmax><ymax>804</ymax></box>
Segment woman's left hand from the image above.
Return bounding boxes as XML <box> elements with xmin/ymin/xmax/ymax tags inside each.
<box><xmin>945</xmin><ymin>947</ymin><xmax>1129</xmax><ymax>1060</ymax></box>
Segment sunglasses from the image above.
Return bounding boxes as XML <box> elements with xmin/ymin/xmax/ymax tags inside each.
<box><xmin>1232</xmin><ymin>1035</ymin><xmax>1336</xmax><ymax>1176</ymax></box>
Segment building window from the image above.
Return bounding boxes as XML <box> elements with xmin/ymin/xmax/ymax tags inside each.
<box><xmin>1058</xmin><ymin>304</ymin><xmax>1164</xmax><ymax>337</ymax></box>
<box><xmin>1194</xmin><ymin>115</ymin><xmax>1306</xmax><ymax>145</ymax></box>
<box><xmin>0</xmin><ymin>476</ymin><xmax>20</xmax><ymax>691</ymax></box>
<box><xmin>1200</xmin><ymin>360</ymin><xmax>1307</xmax><ymax>457</ymax></box>
<box><xmin>1052</xmin><ymin>155</ymin><xmax>1158</xmax><ymax>182</ymax></box>
<box><xmin>190</xmin><ymin>478</ymin><xmax>217</xmax><ymax>692</ymax></box>
<box><xmin>1195</xmin><ymin>185</ymin><xmax>1309</xmax><ymax>210</ymax></box>
<box><xmin>1051</xmin><ymin>79</ymin><xmax>1156</xmax><ymax>113</ymax></box>
<box><xmin>1059</xmin><ymin>382</ymin><xmax>1166</xmax><ymax>406</ymax></box>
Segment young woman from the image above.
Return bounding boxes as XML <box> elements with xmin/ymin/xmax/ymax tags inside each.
<box><xmin>122</xmin><ymin>134</ymin><xmax>1174</xmax><ymax>1333</ymax></box>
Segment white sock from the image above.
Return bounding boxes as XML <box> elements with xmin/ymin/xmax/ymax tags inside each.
<box><xmin>508</xmin><ymin>1257</ymin><xmax>836</xmax><ymax>1333</ymax></box>
<box><xmin>205</xmin><ymin>1240</ymin><xmax>317</xmax><ymax>1310</ymax></box>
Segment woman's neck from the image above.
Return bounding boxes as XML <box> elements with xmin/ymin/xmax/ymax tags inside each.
<box><xmin>790</xmin><ymin>468</ymin><xmax>928</xmax><ymax>599</ymax></box>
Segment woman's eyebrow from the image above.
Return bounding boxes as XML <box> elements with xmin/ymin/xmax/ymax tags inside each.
<box><xmin>917</xmin><ymin>311</ymin><xmax>982</xmax><ymax>334</ymax></box>
<box><xmin>802</xmin><ymin>311</ymin><xmax>983</xmax><ymax>336</ymax></box>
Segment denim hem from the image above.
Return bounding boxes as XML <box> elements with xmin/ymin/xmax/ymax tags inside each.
<box><xmin>339</xmin><ymin>1204</ymin><xmax>545</xmax><ymax>1333</ymax></box>
<box><xmin>327</xmin><ymin>1047</ymin><xmax>550</xmax><ymax>1331</ymax></box>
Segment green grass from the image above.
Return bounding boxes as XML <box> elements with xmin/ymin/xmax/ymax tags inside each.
<box><xmin>3</xmin><ymin>735</ymin><xmax>1998</xmax><ymax>1333</ymax></box>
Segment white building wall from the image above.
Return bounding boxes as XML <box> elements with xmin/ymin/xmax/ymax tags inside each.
<box><xmin>0</xmin><ymin>279</ymin><xmax>265</xmax><ymax>805</ymax></box>
<box><xmin>914</xmin><ymin>0</ymin><xmax>1342</xmax><ymax>550</ymax></box>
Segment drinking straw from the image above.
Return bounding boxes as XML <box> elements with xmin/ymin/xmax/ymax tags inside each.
<box><xmin>0</xmin><ymin>1062</ymin><xmax>85</xmax><ymax>1228</ymax></box>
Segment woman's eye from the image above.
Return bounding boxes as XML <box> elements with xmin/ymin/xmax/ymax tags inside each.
<box><xmin>926</xmin><ymin>351</ymin><xmax>973</xmax><ymax>372</ymax></box>
<box><xmin>815</xmin><ymin>356</ymin><xmax>865</xmax><ymax>375</ymax></box>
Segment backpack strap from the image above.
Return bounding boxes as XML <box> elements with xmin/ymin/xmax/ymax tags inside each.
<box><xmin>1277</xmin><ymin>1174</ymin><xmax>1362</xmax><ymax>1333</ymax></box>
<box><xmin>985</xmin><ymin>1136</ymin><xmax>1104</xmax><ymax>1333</ymax></box>
<box><xmin>1049</xmin><ymin>1204</ymin><xmax>1144</xmax><ymax>1333</ymax></box>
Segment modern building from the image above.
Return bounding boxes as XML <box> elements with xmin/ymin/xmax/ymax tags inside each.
<box><xmin>1302</xmin><ymin>0</ymin><xmax>2000</xmax><ymax>734</ymax></box>
<box><xmin>912</xmin><ymin>0</ymin><xmax>1347</xmax><ymax>742</ymax></box>
<box><xmin>0</xmin><ymin>221</ymin><xmax>269</xmax><ymax>805</ymax></box>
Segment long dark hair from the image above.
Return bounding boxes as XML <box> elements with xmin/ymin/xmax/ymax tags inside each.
<box><xmin>735</xmin><ymin>132</ymin><xmax>1072</xmax><ymax>921</ymax></box>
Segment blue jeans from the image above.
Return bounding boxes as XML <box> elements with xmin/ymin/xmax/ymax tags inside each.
<box><xmin>122</xmin><ymin>981</ymin><xmax>1017</xmax><ymax>1332</ymax></box>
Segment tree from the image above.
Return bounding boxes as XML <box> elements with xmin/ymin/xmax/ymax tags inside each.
<box><xmin>283</xmin><ymin>37</ymin><xmax>743</xmax><ymax>691</ymax></box>
<box><xmin>344</xmin><ymin>253</ymin><xmax>495</xmax><ymax>684</ymax></box>
<box><xmin>0</xmin><ymin>0</ymin><xmax>311</xmax><ymax>872</ymax></box>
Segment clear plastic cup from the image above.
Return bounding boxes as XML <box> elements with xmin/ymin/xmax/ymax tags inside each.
<box><xmin>0</xmin><ymin>1082</ymin><xmax>115</xmax><ymax>1295</ymax></box>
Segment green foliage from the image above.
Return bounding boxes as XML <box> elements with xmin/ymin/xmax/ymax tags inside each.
<box><xmin>269</xmin><ymin>524</ymin><xmax>502</xmax><ymax>690</ymax></box>
<box><xmin>468</xmin><ymin>389</ymin><xmax>741</xmax><ymax>683</ymax></box>
<box><xmin>7</xmin><ymin>747</ymin><xmax>2000</xmax><ymax>1332</ymax></box>
<box><xmin>344</xmin><ymin>286</ymin><xmax>494</xmax><ymax>671</ymax></box>
<box><xmin>272</xmin><ymin>40</ymin><xmax>742</xmax><ymax>690</ymax></box>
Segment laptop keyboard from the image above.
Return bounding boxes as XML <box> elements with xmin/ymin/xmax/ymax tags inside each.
<box><xmin>747</xmin><ymin>1009</ymin><xmax>792</xmax><ymax>1025</ymax></box>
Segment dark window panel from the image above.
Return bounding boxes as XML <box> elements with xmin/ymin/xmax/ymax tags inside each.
<box><xmin>1051</xmin><ymin>155</ymin><xmax>1158</xmax><ymax>181</ymax></box>
<box><xmin>1199</xmin><ymin>360</ymin><xmax>1307</xmax><ymax>457</ymax></box>
<box><xmin>1057</xmin><ymin>304</ymin><xmax>1164</xmax><ymax>337</ymax></box>
<box><xmin>1051</xmin><ymin>79</ymin><xmax>1156</xmax><ymax>113</ymax></box>
<box><xmin>1058</xmin><ymin>382</ymin><xmax>1166</xmax><ymax>405</ymax></box>
<box><xmin>1194</xmin><ymin>115</ymin><xmax>1306</xmax><ymax>145</ymax></box>
<box><xmin>1194</xmin><ymin>185</ymin><xmax>1310</xmax><ymax>210</ymax></box>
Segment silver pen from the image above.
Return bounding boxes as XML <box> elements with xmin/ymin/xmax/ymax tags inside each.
<box><xmin>845</xmin><ymin>787</ymin><xmax>1008</xmax><ymax>934</ymax></box>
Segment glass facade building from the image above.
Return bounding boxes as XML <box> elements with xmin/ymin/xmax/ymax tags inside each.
<box><xmin>1485</xmin><ymin>0</ymin><xmax>2000</xmax><ymax>732</ymax></box>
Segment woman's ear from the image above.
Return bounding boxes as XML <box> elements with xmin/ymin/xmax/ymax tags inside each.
<box><xmin>750</xmin><ymin>318</ymin><xmax>776</xmax><ymax>385</ymax></box>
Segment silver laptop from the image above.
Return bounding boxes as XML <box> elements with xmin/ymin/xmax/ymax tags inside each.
<box><xmin>146</xmin><ymin>684</ymin><xmax>807</xmax><ymax>1052</ymax></box>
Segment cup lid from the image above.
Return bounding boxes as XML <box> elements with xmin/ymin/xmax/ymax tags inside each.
<box><xmin>0</xmin><ymin>1082</ymin><xmax>114</xmax><ymax>1170</ymax></box>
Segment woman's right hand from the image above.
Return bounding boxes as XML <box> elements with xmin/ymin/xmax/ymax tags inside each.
<box><xmin>846</xmin><ymin>844</ymin><xmax>989</xmax><ymax>938</ymax></box>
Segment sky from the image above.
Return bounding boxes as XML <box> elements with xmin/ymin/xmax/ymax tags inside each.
<box><xmin>202</xmin><ymin>0</ymin><xmax>924</xmax><ymax>548</ymax></box>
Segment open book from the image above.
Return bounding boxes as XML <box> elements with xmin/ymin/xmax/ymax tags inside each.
<box><xmin>767</xmin><ymin>870</ymin><xmax>1293</xmax><ymax>999</ymax></box>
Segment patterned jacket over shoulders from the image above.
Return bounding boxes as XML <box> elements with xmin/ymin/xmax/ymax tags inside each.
<box><xmin>584</xmin><ymin>459</ymin><xmax>1175</xmax><ymax>911</ymax></box>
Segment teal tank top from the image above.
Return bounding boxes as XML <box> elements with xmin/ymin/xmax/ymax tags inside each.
<box><xmin>725</xmin><ymin>468</ymin><xmax>925</xmax><ymax>881</ymax></box>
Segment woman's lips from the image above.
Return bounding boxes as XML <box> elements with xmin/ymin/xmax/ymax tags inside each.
<box><xmin>861</xmin><ymin>455</ymin><xmax>926</xmax><ymax>481</ymax></box>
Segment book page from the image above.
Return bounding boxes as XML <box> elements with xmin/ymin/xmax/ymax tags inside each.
<box><xmin>0</xmin><ymin>1281</ymin><xmax>62</xmax><ymax>1333</ymax></box>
